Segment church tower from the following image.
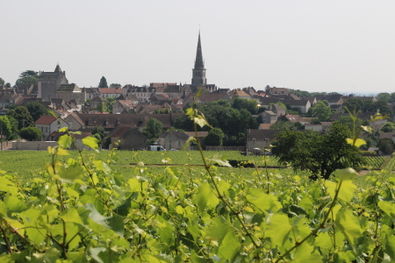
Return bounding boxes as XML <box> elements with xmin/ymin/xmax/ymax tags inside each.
<box><xmin>191</xmin><ymin>32</ymin><xmax>207</xmax><ymax>87</ymax></box>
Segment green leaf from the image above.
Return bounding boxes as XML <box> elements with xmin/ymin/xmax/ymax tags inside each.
<box><xmin>204</xmin><ymin>217</ymin><xmax>231</xmax><ymax>241</ymax></box>
<box><xmin>263</xmin><ymin>213</ymin><xmax>292</xmax><ymax>247</ymax></box>
<box><xmin>335</xmin><ymin>208</ymin><xmax>362</xmax><ymax>246</ymax></box>
<box><xmin>0</xmin><ymin>176</ymin><xmax>18</xmax><ymax>195</ymax></box>
<box><xmin>385</xmin><ymin>234</ymin><xmax>395</xmax><ymax>261</ymax></box>
<box><xmin>246</xmin><ymin>189</ymin><xmax>282</xmax><ymax>212</ymax></box>
<box><xmin>346</xmin><ymin>138</ymin><xmax>366</xmax><ymax>148</ymax></box>
<box><xmin>58</xmin><ymin>134</ymin><xmax>72</xmax><ymax>149</ymax></box>
<box><xmin>193</xmin><ymin>183</ymin><xmax>219</xmax><ymax>210</ymax></box>
<box><xmin>61</xmin><ymin>208</ymin><xmax>83</xmax><ymax>225</ymax></box>
<box><xmin>218</xmin><ymin>231</ymin><xmax>241</xmax><ymax>261</ymax></box>
<box><xmin>378</xmin><ymin>200</ymin><xmax>395</xmax><ymax>217</ymax></box>
<box><xmin>82</xmin><ymin>136</ymin><xmax>99</xmax><ymax>151</ymax></box>
<box><xmin>292</xmin><ymin>242</ymin><xmax>323</xmax><ymax>262</ymax></box>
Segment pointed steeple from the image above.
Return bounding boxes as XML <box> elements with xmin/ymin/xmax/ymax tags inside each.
<box><xmin>194</xmin><ymin>32</ymin><xmax>205</xmax><ymax>69</ymax></box>
<box><xmin>54</xmin><ymin>64</ymin><xmax>62</xmax><ymax>73</ymax></box>
<box><xmin>192</xmin><ymin>32</ymin><xmax>207</xmax><ymax>87</ymax></box>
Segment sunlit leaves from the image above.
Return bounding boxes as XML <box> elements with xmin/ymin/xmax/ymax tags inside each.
<box><xmin>263</xmin><ymin>213</ymin><xmax>292</xmax><ymax>248</ymax></box>
<box><xmin>82</xmin><ymin>136</ymin><xmax>99</xmax><ymax>151</ymax></box>
<box><xmin>246</xmin><ymin>189</ymin><xmax>282</xmax><ymax>212</ymax></box>
<box><xmin>218</xmin><ymin>231</ymin><xmax>241</xmax><ymax>261</ymax></box>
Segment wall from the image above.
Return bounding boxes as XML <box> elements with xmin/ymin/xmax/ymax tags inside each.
<box><xmin>12</xmin><ymin>141</ymin><xmax>57</xmax><ymax>150</ymax></box>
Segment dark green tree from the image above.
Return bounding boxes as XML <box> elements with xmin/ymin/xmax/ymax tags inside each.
<box><xmin>0</xmin><ymin>116</ymin><xmax>13</xmax><ymax>149</ymax></box>
<box><xmin>310</xmin><ymin>101</ymin><xmax>331</xmax><ymax>121</ymax></box>
<box><xmin>272</xmin><ymin>123</ymin><xmax>364</xmax><ymax>179</ymax></box>
<box><xmin>98</xmin><ymin>76</ymin><xmax>108</xmax><ymax>88</ymax></box>
<box><xmin>378</xmin><ymin>138</ymin><xmax>394</xmax><ymax>155</ymax></box>
<box><xmin>92</xmin><ymin>126</ymin><xmax>106</xmax><ymax>148</ymax></box>
<box><xmin>143</xmin><ymin>118</ymin><xmax>163</xmax><ymax>144</ymax></box>
<box><xmin>19</xmin><ymin>127</ymin><xmax>42</xmax><ymax>141</ymax></box>
<box><xmin>15</xmin><ymin>70</ymin><xmax>38</xmax><ymax>91</ymax></box>
<box><xmin>7</xmin><ymin>106</ymin><xmax>34</xmax><ymax>130</ymax></box>
<box><xmin>204</xmin><ymin>128</ymin><xmax>224</xmax><ymax>146</ymax></box>
<box><xmin>0</xmin><ymin>77</ymin><xmax>4</xmax><ymax>86</ymax></box>
<box><xmin>26</xmin><ymin>102</ymin><xmax>49</xmax><ymax>121</ymax></box>
<box><xmin>232</xmin><ymin>98</ymin><xmax>258</xmax><ymax>114</ymax></box>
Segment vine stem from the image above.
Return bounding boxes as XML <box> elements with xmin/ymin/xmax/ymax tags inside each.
<box><xmin>274</xmin><ymin>180</ymin><xmax>343</xmax><ymax>263</ymax></box>
<box><xmin>193</xmin><ymin>122</ymin><xmax>260</xmax><ymax>249</ymax></box>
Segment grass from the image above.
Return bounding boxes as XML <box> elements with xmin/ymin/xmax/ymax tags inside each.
<box><xmin>0</xmin><ymin>150</ymin><xmax>280</xmax><ymax>176</ymax></box>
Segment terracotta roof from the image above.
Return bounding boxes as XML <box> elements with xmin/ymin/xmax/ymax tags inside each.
<box><xmin>35</xmin><ymin>115</ymin><xmax>57</xmax><ymax>125</ymax></box>
<box><xmin>99</xmin><ymin>88</ymin><xmax>122</xmax><ymax>94</ymax></box>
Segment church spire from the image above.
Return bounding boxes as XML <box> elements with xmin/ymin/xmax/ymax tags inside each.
<box><xmin>192</xmin><ymin>32</ymin><xmax>207</xmax><ymax>87</ymax></box>
<box><xmin>194</xmin><ymin>32</ymin><xmax>205</xmax><ymax>69</ymax></box>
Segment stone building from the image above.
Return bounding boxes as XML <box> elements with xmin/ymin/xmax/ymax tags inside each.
<box><xmin>37</xmin><ymin>65</ymin><xmax>69</xmax><ymax>102</ymax></box>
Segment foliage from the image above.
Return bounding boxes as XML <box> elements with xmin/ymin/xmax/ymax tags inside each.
<box><xmin>0</xmin><ymin>116</ymin><xmax>13</xmax><ymax>141</ymax></box>
<box><xmin>175</xmin><ymin>100</ymin><xmax>258</xmax><ymax>146</ymax></box>
<box><xmin>143</xmin><ymin>118</ymin><xmax>163</xmax><ymax>144</ymax></box>
<box><xmin>378</xmin><ymin>138</ymin><xmax>394</xmax><ymax>155</ymax></box>
<box><xmin>272</xmin><ymin>123</ymin><xmax>365</xmax><ymax>179</ymax></box>
<box><xmin>98</xmin><ymin>76</ymin><xmax>108</xmax><ymax>88</ymax></box>
<box><xmin>6</xmin><ymin>106</ymin><xmax>34</xmax><ymax>130</ymax></box>
<box><xmin>26</xmin><ymin>101</ymin><xmax>49</xmax><ymax>121</ymax></box>
<box><xmin>15</xmin><ymin>70</ymin><xmax>38</xmax><ymax>91</ymax></box>
<box><xmin>204</xmin><ymin>128</ymin><xmax>224</xmax><ymax>146</ymax></box>
<box><xmin>232</xmin><ymin>98</ymin><xmax>258</xmax><ymax>114</ymax></box>
<box><xmin>19</xmin><ymin>127</ymin><xmax>42</xmax><ymax>141</ymax></box>
<box><xmin>270</xmin><ymin>116</ymin><xmax>304</xmax><ymax>131</ymax></box>
<box><xmin>92</xmin><ymin>126</ymin><xmax>106</xmax><ymax>148</ymax></box>
<box><xmin>0</xmin><ymin>77</ymin><xmax>4</xmax><ymax>86</ymax></box>
<box><xmin>310</xmin><ymin>100</ymin><xmax>331</xmax><ymax>121</ymax></box>
<box><xmin>0</xmin><ymin>130</ymin><xmax>393</xmax><ymax>262</ymax></box>
<box><xmin>381</xmin><ymin>122</ymin><xmax>395</xmax><ymax>132</ymax></box>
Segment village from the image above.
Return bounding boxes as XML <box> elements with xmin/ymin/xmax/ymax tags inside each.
<box><xmin>1</xmin><ymin>34</ymin><xmax>394</xmax><ymax>154</ymax></box>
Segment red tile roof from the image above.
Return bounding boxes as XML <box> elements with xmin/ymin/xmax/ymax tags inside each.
<box><xmin>35</xmin><ymin>115</ymin><xmax>57</xmax><ymax>125</ymax></box>
<box><xmin>99</xmin><ymin>88</ymin><xmax>122</xmax><ymax>94</ymax></box>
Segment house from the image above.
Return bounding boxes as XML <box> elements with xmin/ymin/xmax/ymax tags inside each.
<box><xmin>184</xmin><ymin>131</ymin><xmax>209</xmax><ymax>142</ymax></box>
<box><xmin>285</xmin><ymin>114</ymin><xmax>313</xmax><ymax>125</ymax></box>
<box><xmin>158</xmin><ymin>130</ymin><xmax>190</xmax><ymax>150</ymax></box>
<box><xmin>265</xmin><ymin>86</ymin><xmax>290</xmax><ymax>96</ymax></box>
<box><xmin>316</xmin><ymin>94</ymin><xmax>344</xmax><ymax>109</ymax></box>
<box><xmin>56</xmin><ymin>83</ymin><xmax>85</xmax><ymax>104</ymax></box>
<box><xmin>230</xmin><ymin>89</ymin><xmax>252</xmax><ymax>99</ymax></box>
<box><xmin>35</xmin><ymin>115</ymin><xmax>68</xmax><ymax>140</ymax></box>
<box><xmin>98</xmin><ymin>88</ymin><xmax>122</xmax><ymax>99</ymax></box>
<box><xmin>246</xmin><ymin>129</ymin><xmax>278</xmax><ymax>152</ymax></box>
<box><xmin>112</xmin><ymin>100</ymin><xmax>138</xmax><ymax>114</ymax></box>
<box><xmin>304</xmin><ymin>122</ymin><xmax>333</xmax><ymax>132</ymax></box>
<box><xmin>123</xmin><ymin>85</ymin><xmax>156</xmax><ymax>103</ymax></box>
<box><xmin>110</xmin><ymin>126</ymin><xmax>147</xmax><ymax>150</ymax></box>
<box><xmin>283</xmin><ymin>99</ymin><xmax>311</xmax><ymax>113</ymax></box>
<box><xmin>260</xmin><ymin>111</ymin><xmax>278</xmax><ymax>124</ymax></box>
<box><xmin>63</xmin><ymin>112</ymin><xmax>85</xmax><ymax>131</ymax></box>
<box><xmin>81</xmin><ymin>87</ymin><xmax>100</xmax><ymax>100</ymax></box>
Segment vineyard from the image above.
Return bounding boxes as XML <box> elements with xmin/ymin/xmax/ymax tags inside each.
<box><xmin>0</xmin><ymin>133</ymin><xmax>393</xmax><ymax>262</ymax></box>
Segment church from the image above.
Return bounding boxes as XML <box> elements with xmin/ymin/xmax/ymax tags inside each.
<box><xmin>190</xmin><ymin>32</ymin><xmax>217</xmax><ymax>92</ymax></box>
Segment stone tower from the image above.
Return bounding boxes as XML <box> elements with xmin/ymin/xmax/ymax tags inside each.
<box><xmin>191</xmin><ymin>32</ymin><xmax>207</xmax><ymax>87</ymax></box>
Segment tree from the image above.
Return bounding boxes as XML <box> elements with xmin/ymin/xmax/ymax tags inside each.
<box><xmin>19</xmin><ymin>127</ymin><xmax>42</xmax><ymax>141</ymax></box>
<box><xmin>0</xmin><ymin>77</ymin><xmax>4</xmax><ymax>86</ymax></box>
<box><xmin>92</xmin><ymin>126</ymin><xmax>105</xmax><ymax>148</ymax></box>
<box><xmin>98</xmin><ymin>76</ymin><xmax>108</xmax><ymax>88</ymax></box>
<box><xmin>232</xmin><ymin>98</ymin><xmax>258</xmax><ymax>114</ymax></box>
<box><xmin>0</xmin><ymin>116</ymin><xmax>13</xmax><ymax>149</ymax></box>
<box><xmin>204</xmin><ymin>128</ymin><xmax>224</xmax><ymax>146</ymax></box>
<box><xmin>7</xmin><ymin>106</ymin><xmax>34</xmax><ymax>130</ymax></box>
<box><xmin>15</xmin><ymin>70</ymin><xmax>38</xmax><ymax>91</ymax></box>
<box><xmin>310</xmin><ymin>101</ymin><xmax>331</xmax><ymax>121</ymax></box>
<box><xmin>26</xmin><ymin>102</ymin><xmax>49</xmax><ymax>121</ymax></box>
<box><xmin>272</xmin><ymin>123</ymin><xmax>364</xmax><ymax>179</ymax></box>
<box><xmin>143</xmin><ymin>118</ymin><xmax>163</xmax><ymax>144</ymax></box>
<box><xmin>378</xmin><ymin>138</ymin><xmax>394</xmax><ymax>155</ymax></box>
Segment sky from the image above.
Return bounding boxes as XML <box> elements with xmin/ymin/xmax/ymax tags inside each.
<box><xmin>1</xmin><ymin>0</ymin><xmax>394</xmax><ymax>94</ymax></box>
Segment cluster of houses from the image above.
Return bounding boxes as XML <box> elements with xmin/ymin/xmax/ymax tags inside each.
<box><xmin>1</xmin><ymin>33</ymin><xmax>391</xmax><ymax>152</ymax></box>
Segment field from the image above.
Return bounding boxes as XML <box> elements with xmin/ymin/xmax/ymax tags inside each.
<box><xmin>0</xmin><ymin>146</ymin><xmax>394</xmax><ymax>262</ymax></box>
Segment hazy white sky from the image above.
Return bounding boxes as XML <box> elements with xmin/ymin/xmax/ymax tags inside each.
<box><xmin>1</xmin><ymin>0</ymin><xmax>394</xmax><ymax>93</ymax></box>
